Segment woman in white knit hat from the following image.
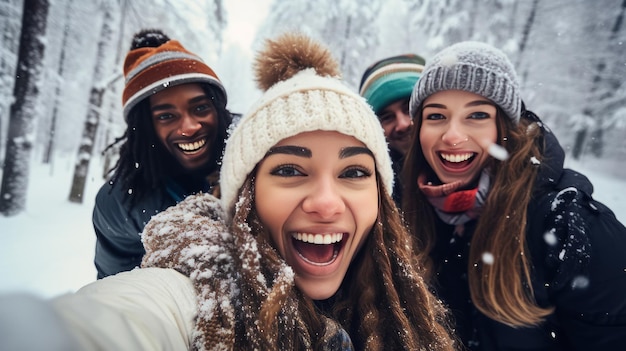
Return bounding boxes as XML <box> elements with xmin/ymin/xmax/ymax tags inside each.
<box><xmin>0</xmin><ymin>34</ymin><xmax>458</xmax><ymax>351</ymax></box>
<box><xmin>402</xmin><ymin>41</ymin><xmax>626</xmax><ymax>350</ymax></box>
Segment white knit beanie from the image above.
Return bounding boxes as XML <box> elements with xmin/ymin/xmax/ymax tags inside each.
<box><xmin>409</xmin><ymin>41</ymin><xmax>521</xmax><ymax>124</ymax></box>
<box><xmin>220</xmin><ymin>33</ymin><xmax>393</xmax><ymax>216</ymax></box>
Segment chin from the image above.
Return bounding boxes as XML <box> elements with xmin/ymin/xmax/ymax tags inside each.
<box><xmin>296</xmin><ymin>279</ymin><xmax>340</xmax><ymax>301</ymax></box>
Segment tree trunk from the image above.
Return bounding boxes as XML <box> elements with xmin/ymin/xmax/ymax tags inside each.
<box><xmin>101</xmin><ymin>0</ymin><xmax>129</xmax><ymax>179</ymax></box>
<box><xmin>42</xmin><ymin>0</ymin><xmax>74</xmax><ymax>165</ymax></box>
<box><xmin>68</xmin><ymin>3</ymin><xmax>117</xmax><ymax>203</ymax></box>
<box><xmin>589</xmin><ymin>128</ymin><xmax>603</xmax><ymax>157</ymax></box>
<box><xmin>0</xmin><ymin>0</ymin><xmax>50</xmax><ymax>216</ymax></box>
<box><xmin>571</xmin><ymin>110</ymin><xmax>589</xmax><ymax>160</ymax></box>
<box><xmin>573</xmin><ymin>0</ymin><xmax>626</xmax><ymax>159</ymax></box>
<box><xmin>0</xmin><ymin>0</ymin><xmax>23</xmax><ymax>169</ymax></box>
<box><xmin>516</xmin><ymin>0</ymin><xmax>539</xmax><ymax>67</ymax></box>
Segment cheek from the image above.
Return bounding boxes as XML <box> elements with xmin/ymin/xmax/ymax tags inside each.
<box><xmin>352</xmin><ymin>186</ymin><xmax>379</xmax><ymax>232</ymax></box>
<box><xmin>487</xmin><ymin>126</ymin><xmax>498</xmax><ymax>144</ymax></box>
<box><xmin>254</xmin><ymin>183</ymin><xmax>276</xmax><ymax>226</ymax></box>
<box><xmin>382</xmin><ymin>123</ymin><xmax>394</xmax><ymax>137</ymax></box>
<box><xmin>152</xmin><ymin>124</ymin><xmax>170</xmax><ymax>146</ymax></box>
<box><xmin>419</xmin><ymin>130</ymin><xmax>435</xmax><ymax>160</ymax></box>
<box><xmin>203</xmin><ymin>115</ymin><xmax>220</xmax><ymax>135</ymax></box>
<box><xmin>477</xmin><ymin>125</ymin><xmax>499</xmax><ymax>155</ymax></box>
<box><xmin>254</xmin><ymin>183</ymin><xmax>290</xmax><ymax>251</ymax></box>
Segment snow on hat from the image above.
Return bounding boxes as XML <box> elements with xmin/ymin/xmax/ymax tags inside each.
<box><xmin>122</xmin><ymin>31</ymin><xmax>226</xmax><ymax>120</ymax></box>
<box><xmin>359</xmin><ymin>54</ymin><xmax>425</xmax><ymax>114</ymax></box>
<box><xmin>220</xmin><ymin>33</ymin><xmax>393</xmax><ymax>216</ymax></box>
<box><xmin>409</xmin><ymin>41</ymin><xmax>521</xmax><ymax>124</ymax></box>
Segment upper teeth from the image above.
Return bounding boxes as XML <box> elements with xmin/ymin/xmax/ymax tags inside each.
<box><xmin>178</xmin><ymin>139</ymin><xmax>206</xmax><ymax>151</ymax></box>
<box><xmin>441</xmin><ymin>153</ymin><xmax>472</xmax><ymax>163</ymax></box>
<box><xmin>293</xmin><ymin>232</ymin><xmax>343</xmax><ymax>244</ymax></box>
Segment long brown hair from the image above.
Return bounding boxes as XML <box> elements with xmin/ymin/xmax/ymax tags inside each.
<box><xmin>229</xmin><ymin>172</ymin><xmax>458</xmax><ymax>350</ymax></box>
<box><xmin>402</xmin><ymin>105</ymin><xmax>554</xmax><ymax>327</ymax></box>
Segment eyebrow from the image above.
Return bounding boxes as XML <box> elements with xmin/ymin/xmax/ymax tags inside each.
<box><xmin>340</xmin><ymin>146</ymin><xmax>374</xmax><ymax>159</ymax></box>
<box><xmin>151</xmin><ymin>95</ymin><xmax>210</xmax><ymax>112</ymax></box>
<box><xmin>266</xmin><ymin>145</ymin><xmax>312</xmax><ymax>157</ymax></box>
<box><xmin>265</xmin><ymin>145</ymin><xmax>373</xmax><ymax>159</ymax></box>
<box><xmin>465</xmin><ymin>100</ymin><xmax>494</xmax><ymax>107</ymax></box>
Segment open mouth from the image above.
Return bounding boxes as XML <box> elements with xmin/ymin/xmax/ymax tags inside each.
<box><xmin>439</xmin><ymin>152</ymin><xmax>475</xmax><ymax>168</ymax></box>
<box><xmin>291</xmin><ymin>232</ymin><xmax>344</xmax><ymax>266</ymax></box>
<box><xmin>176</xmin><ymin>138</ymin><xmax>206</xmax><ymax>154</ymax></box>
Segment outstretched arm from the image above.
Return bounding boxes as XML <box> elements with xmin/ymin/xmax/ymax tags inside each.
<box><xmin>0</xmin><ymin>268</ymin><xmax>196</xmax><ymax>351</ymax></box>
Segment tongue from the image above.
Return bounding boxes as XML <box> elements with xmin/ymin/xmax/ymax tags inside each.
<box><xmin>293</xmin><ymin>240</ymin><xmax>336</xmax><ymax>264</ymax></box>
<box><xmin>444</xmin><ymin>159</ymin><xmax>471</xmax><ymax>169</ymax></box>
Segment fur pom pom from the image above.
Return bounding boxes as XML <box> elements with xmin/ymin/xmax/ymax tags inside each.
<box><xmin>254</xmin><ymin>33</ymin><xmax>340</xmax><ymax>91</ymax></box>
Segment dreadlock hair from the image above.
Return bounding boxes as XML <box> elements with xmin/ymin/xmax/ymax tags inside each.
<box><xmin>226</xmin><ymin>171</ymin><xmax>458</xmax><ymax>350</ymax></box>
<box><xmin>402</xmin><ymin>103</ymin><xmax>553</xmax><ymax>327</ymax></box>
<box><xmin>104</xmin><ymin>29</ymin><xmax>231</xmax><ymax>207</ymax></box>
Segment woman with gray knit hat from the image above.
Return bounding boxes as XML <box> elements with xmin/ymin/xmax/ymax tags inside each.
<box><xmin>0</xmin><ymin>33</ymin><xmax>458</xmax><ymax>351</ymax></box>
<box><xmin>402</xmin><ymin>41</ymin><xmax>626</xmax><ymax>350</ymax></box>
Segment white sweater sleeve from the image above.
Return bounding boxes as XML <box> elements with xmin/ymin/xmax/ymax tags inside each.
<box><xmin>52</xmin><ymin>267</ymin><xmax>197</xmax><ymax>350</ymax></box>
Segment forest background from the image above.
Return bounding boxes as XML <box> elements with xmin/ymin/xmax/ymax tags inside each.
<box><xmin>0</xmin><ymin>0</ymin><xmax>625</xmax><ymax>296</ymax></box>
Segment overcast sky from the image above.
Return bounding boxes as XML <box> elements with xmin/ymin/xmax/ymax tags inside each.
<box><xmin>223</xmin><ymin>0</ymin><xmax>272</xmax><ymax>54</ymax></box>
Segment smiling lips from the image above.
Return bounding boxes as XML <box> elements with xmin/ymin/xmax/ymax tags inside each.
<box><xmin>176</xmin><ymin>138</ymin><xmax>206</xmax><ymax>154</ymax></box>
<box><xmin>439</xmin><ymin>152</ymin><xmax>475</xmax><ymax>169</ymax></box>
<box><xmin>292</xmin><ymin>232</ymin><xmax>344</xmax><ymax>266</ymax></box>
<box><xmin>440</xmin><ymin>152</ymin><xmax>473</xmax><ymax>163</ymax></box>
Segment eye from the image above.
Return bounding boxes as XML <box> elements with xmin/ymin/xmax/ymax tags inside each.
<box><xmin>340</xmin><ymin>166</ymin><xmax>372</xmax><ymax>179</ymax></box>
<box><xmin>154</xmin><ymin>113</ymin><xmax>175</xmax><ymax>122</ymax></box>
<box><xmin>424</xmin><ymin>113</ymin><xmax>445</xmax><ymax>120</ymax></box>
<box><xmin>402</xmin><ymin>104</ymin><xmax>410</xmax><ymax>115</ymax></box>
<box><xmin>468</xmin><ymin>111</ymin><xmax>490</xmax><ymax>119</ymax></box>
<box><xmin>377</xmin><ymin>112</ymin><xmax>394</xmax><ymax>124</ymax></box>
<box><xmin>194</xmin><ymin>103</ymin><xmax>214</xmax><ymax>115</ymax></box>
<box><xmin>270</xmin><ymin>164</ymin><xmax>305</xmax><ymax>177</ymax></box>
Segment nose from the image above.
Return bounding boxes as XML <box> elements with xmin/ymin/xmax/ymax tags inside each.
<box><xmin>178</xmin><ymin>113</ymin><xmax>201</xmax><ymax>137</ymax></box>
<box><xmin>301</xmin><ymin>177</ymin><xmax>345</xmax><ymax>219</ymax></box>
<box><xmin>441</xmin><ymin>121</ymin><xmax>469</xmax><ymax>146</ymax></box>
<box><xmin>394</xmin><ymin>112</ymin><xmax>412</xmax><ymax>134</ymax></box>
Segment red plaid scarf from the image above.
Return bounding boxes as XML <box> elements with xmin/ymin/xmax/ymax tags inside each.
<box><xmin>418</xmin><ymin>170</ymin><xmax>491</xmax><ymax>232</ymax></box>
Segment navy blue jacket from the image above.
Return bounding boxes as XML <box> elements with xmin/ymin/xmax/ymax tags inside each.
<box><xmin>92</xmin><ymin>175</ymin><xmax>215</xmax><ymax>279</ymax></box>
<box><xmin>431</xmin><ymin>122</ymin><xmax>626</xmax><ymax>350</ymax></box>
<box><xmin>389</xmin><ymin>147</ymin><xmax>405</xmax><ymax>206</ymax></box>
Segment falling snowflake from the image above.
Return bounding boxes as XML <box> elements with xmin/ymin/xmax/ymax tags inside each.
<box><xmin>543</xmin><ymin>229</ymin><xmax>558</xmax><ymax>246</ymax></box>
<box><xmin>439</xmin><ymin>53</ymin><xmax>459</xmax><ymax>66</ymax></box>
<box><xmin>488</xmin><ymin>143</ymin><xmax>509</xmax><ymax>160</ymax></box>
<box><xmin>482</xmin><ymin>252</ymin><xmax>494</xmax><ymax>265</ymax></box>
<box><xmin>571</xmin><ymin>275</ymin><xmax>590</xmax><ymax>289</ymax></box>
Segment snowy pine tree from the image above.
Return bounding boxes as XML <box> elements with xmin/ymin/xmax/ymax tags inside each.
<box><xmin>0</xmin><ymin>0</ymin><xmax>50</xmax><ymax>215</ymax></box>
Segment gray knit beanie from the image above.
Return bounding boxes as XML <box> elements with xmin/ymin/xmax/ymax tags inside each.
<box><xmin>409</xmin><ymin>41</ymin><xmax>521</xmax><ymax>124</ymax></box>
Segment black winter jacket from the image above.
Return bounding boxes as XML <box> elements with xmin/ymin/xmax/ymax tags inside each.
<box><xmin>431</xmin><ymin>122</ymin><xmax>626</xmax><ymax>350</ymax></box>
<box><xmin>390</xmin><ymin>147</ymin><xmax>405</xmax><ymax>206</ymax></box>
<box><xmin>92</xmin><ymin>174</ymin><xmax>214</xmax><ymax>279</ymax></box>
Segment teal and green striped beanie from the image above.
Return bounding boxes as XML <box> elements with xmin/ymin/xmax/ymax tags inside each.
<box><xmin>359</xmin><ymin>54</ymin><xmax>425</xmax><ymax>114</ymax></box>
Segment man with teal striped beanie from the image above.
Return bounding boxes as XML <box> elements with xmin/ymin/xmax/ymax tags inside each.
<box><xmin>359</xmin><ymin>54</ymin><xmax>425</xmax><ymax>204</ymax></box>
